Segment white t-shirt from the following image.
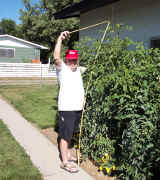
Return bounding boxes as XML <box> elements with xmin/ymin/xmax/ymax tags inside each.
<box><xmin>56</xmin><ymin>61</ymin><xmax>85</xmax><ymax>111</ymax></box>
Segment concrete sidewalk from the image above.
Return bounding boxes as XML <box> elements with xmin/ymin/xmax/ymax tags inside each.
<box><xmin>0</xmin><ymin>98</ymin><xmax>94</xmax><ymax>180</ymax></box>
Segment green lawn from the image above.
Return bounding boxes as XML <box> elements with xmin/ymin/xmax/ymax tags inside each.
<box><xmin>0</xmin><ymin>120</ymin><xmax>42</xmax><ymax>180</ymax></box>
<box><xmin>0</xmin><ymin>84</ymin><xmax>58</xmax><ymax>129</ymax></box>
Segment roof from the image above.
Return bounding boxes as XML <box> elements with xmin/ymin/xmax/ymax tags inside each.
<box><xmin>53</xmin><ymin>0</ymin><xmax>120</xmax><ymax>19</ymax></box>
<box><xmin>0</xmin><ymin>34</ymin><xmax>48</xmax><ymax>49</ymax></box>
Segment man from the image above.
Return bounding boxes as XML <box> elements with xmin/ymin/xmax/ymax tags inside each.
<box><xmin>53</xmin><ymin>31</ymin><xmax>85</xmax><ymax>173</ymax></box>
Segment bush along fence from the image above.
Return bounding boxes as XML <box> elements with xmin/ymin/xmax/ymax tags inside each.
<box><xmin>74</xmin><ymin>25</ymin><xmax>160</xmax><ymax>179</ymax></box>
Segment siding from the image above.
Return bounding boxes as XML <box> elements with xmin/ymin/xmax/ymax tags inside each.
<box><xmin>0</xmin><ymin>45</ymin><xmax>40</xmax><ymax>63</ymax></box>
<box><xmin>80</xmin><ymin>0</ymin><xmax>160</xmax><ymax>48</ymax></box>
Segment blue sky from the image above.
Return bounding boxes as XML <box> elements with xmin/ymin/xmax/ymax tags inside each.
<box><xmin>0</xmin><ymin>0</ymin><xmax>39</xmax><ymax>24</ymax></box>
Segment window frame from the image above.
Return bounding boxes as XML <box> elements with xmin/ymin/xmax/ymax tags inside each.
<box><xmin>150</xmin><ymin>36</ymin><xmax>160</xmax><ymax>49</ymax></box>
<box><xmin>0</xmin><ymin>47</ymin><xmax>15</xmax><ymax>58</ymax></box>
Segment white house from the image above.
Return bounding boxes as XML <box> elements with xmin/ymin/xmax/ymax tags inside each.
<box><xmin>54</xmin><ymin>0</ymin><xmax>160</xmax><ymax>49</ymax></box>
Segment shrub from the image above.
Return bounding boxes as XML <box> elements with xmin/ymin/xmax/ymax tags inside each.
<box><xmin>74</xmin><ymin>25</ymin><xmax>160</xmax><ymax>179</ymax></box>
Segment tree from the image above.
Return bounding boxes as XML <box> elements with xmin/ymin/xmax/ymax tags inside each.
<box><xmin>0</xmin><ymin>18</ymin><xmax>17</xmax><ymax>36</ymax></box>
<box><xmin>19</xmin><ymin>0</ymin><xmax>80</xmax><ymax>63</ymax></box>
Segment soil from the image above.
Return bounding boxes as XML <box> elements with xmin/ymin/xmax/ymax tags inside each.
<box><xmin>40</xmin><ymin>128</ymin><xmax>115</xmax><ymax>180</ymax></box>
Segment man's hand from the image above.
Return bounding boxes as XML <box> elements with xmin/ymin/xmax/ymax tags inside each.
<box><xmin>59</xmin><ymin>31</ymin><xmax>70</xmax><ymax>41</ymax></box>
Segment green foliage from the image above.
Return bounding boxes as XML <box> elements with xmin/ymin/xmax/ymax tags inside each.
<box><xmin>74</xmin><ymin>25</ymin><xmax>160</xmax><ymax>179</ymax></box>
<box><xmin>0</xmin><ymin>18</ymin><xmax>18</xmax><ymax>36</ymax></box>
<box><xmin>1</xmin><ymin>0</ymin><xmax>80</xmax><ymax>63</ymax></box>
<box><xmin>19</xmin><ymin>0</ymin><xmax>80</xmax><ymax>62</ymax></box>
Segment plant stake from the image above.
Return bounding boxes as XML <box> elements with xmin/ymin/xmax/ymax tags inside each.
<box><xmin>70</xmin><ymin>20</ymin><xmax>109</xmax><ymax>34</ymax></box>
<box><xmin>77</xmin><ymin>21</ymin><xmax>111</xmax><ymax>166</ymax></box>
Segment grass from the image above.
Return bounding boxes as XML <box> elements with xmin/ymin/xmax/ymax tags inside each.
<box><xmin>0</xmin><ymin>84</ymin><xmax>58</xmax><ymax>129</ymax></box>
<box><xmin>0</xmin><ymin>120</ymin><xmax>42</xmax><ymax>180</ymax></box>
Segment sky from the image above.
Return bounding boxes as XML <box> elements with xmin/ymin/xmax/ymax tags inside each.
<box><xmin>0</xmin><ymin>0</ymin><xmax>39</xmax><ymax>24</ymax></box>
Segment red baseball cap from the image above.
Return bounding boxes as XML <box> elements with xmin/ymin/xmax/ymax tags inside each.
<box><xmin>65</xmin><ymin>50</ymin><xmax>78</xmax><ymax>60</ymax></box>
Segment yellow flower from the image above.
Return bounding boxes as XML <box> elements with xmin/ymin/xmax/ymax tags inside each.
<box><xmin>104</xmin><ymin>153</ymin><xmax>110</xmax><ymax>160</ymax></box>
<box><xmin>101</xmin><ymin>157</ymin><xmax>106</xmax><ymax>162</ymax></box>
<box><xmin>105</xmin><ymin>167</ymin><xmax>111</xmax><ymax>174</ymax></box>
<box><xmin>112</xmin><ymin>165</ymin><xmax>116</xmax><ymax>171</ymax></box>
<box><xmin>74</xmin><ymin>144</ymin><xmax>79</xmax><ymax>149</ymax></box>
<box><xmin>99</xmin><ymin>166</ymin><xmax>103</xmax><ymax>171</ymax></box>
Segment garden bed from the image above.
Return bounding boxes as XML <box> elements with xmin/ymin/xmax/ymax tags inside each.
<box><xmin>40</xmin><ymin>128</ymin><xmax>115</xmax><ymax>180</ymax></box>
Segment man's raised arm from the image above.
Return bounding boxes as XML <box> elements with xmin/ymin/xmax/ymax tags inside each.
<box><xmin>53</xmin><ymin>31</ymin><xmax>70</xmax><ymax>67</ymax></box>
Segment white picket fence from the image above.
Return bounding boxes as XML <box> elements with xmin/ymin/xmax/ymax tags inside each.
<box><xmin>0</xmin><ymin>62</ymin><xmax>56</xmax><ymax>77</ymax></box>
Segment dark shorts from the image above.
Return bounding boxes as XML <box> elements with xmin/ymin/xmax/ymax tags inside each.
<box><xmin>58</xmin><ymin>111</ymin><xmax>82</xmax><ymax>141</ymax></box>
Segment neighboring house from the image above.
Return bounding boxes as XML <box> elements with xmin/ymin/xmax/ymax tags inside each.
<box><xmin>54</xmin><ymin>0</ymin><xmax>160</xmax><ymax>49</ymax></box>
<box><xmin>0</xmin><ymin>34</ymin><xmax>48</xmax><ymax>63</ymax></box>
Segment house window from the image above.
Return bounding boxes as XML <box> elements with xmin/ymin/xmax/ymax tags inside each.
<box><xmin>0</xmin><ymin>48</ymin><xmax>15</xmax><ymax>58</ymax></box>
<box><xmin>151</xmin><ymin>38</ymin><xmax>160</xmax><ymax>49</ymax></box>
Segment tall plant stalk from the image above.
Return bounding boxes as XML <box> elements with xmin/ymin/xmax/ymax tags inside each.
<box><xmin>77</xmin><ymin>22</ymin><xmax>110</xmax><ymax>166</ymax></box>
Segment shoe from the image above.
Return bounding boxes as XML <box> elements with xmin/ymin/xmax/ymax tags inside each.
<box><xmin>68</xmin><ymin>157</ymin><xmax>78</xmax><ymax>163</ymax></box>
<box><xmin>60</xmin><ymin>162</ymin><xmax>79</xmax><ymax>173</ymax></box>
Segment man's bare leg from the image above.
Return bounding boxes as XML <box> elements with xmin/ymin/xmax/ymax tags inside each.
<box><xmin>67</xmin><ymin>141</ymin><xmax>77</xmax><ymax>162</ymax></box>
<box><xmin>60</xmin><ymin>138</ymin><xmax>69</xmax><ymax>163</ymax></box>
<box><xmin>60</xmin><ymin>138</ymin><xmax>79</xmax><ymax>172</ymax></box>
